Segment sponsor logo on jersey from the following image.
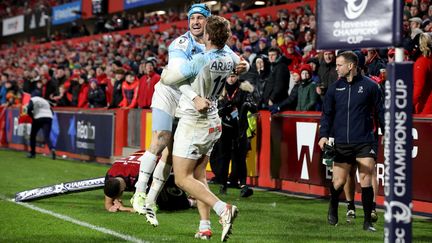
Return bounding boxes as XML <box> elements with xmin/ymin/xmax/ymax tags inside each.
<box><xmin>174</xmin><ymin>36</ymin><xmax>188</xmax><ymax>51</ymax></box>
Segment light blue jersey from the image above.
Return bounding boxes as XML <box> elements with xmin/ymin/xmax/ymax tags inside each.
<box><xmin>162</xmin><ymin>47</ymin><xmax>240</xmax><ymax>118</ymax></box>
<box><xmin>167</xmin><ymin>31</ymin><xmax>206</xmax><ymax>69</ymax></box>
<box><xmin>151</xmin><ymin>31</ymin><xmax>205</xmax><ymax>117</ymax></box>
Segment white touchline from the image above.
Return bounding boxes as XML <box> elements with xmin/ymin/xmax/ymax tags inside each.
<box><xmin>0</xmin><ymin>195</ymin><xmax>148</xmax><ymax>243</ymax></box>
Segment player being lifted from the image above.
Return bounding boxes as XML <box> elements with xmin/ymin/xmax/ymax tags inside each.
<box><xmin>160</xmin><ymin>15</ymin><xmax>240</xmax><ymax>242</ymax></box>
<box><xmin>131</xmin><ymin>2</ymin><xmax>249</xmax><ymax>232</ymax></box>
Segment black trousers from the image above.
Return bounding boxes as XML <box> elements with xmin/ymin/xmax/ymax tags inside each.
<box><xmin>30</xmin><ymin>117</ymin><xmax>53</xmax><ymax>155</ymax></box>
<box><xmin>210</xmin><ymin>125</ymin><xmax>248</xmax><ymax>187</ymax></box>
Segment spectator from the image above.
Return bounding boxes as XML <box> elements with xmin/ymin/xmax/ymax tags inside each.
<box><xmin>53</xmin><ymin>66</ymin><xmax>68</xmax><ymax>86</ymax></box>
<box><xmin>88</xmin><ymin>78</ymin><xmax>107</xmax><ymax>108</ymax></box>
<box><xmin>409</xmin><ymin>17</ymin><xmax>424</xmax><ymax>39</ymax></box>
<box><xmin>306</xmin><ymin>57</ymin><xmax>320</xmax><ymax>84</ymax></box>
<box><xmin>317</xmin><ymin>50</ymin><xmax>338</xmax><ymax>98</ymax></box>
<box><xmin>50</xmin><ymin>84</ymin><xmax>70</xmax><ymax>107</ymax></box>
<box><xmin>4</xmin><ymin>80</ymin><xmax>22</xmax><ymax>107</ymax></box>
<box><xmin>419</xmin><ymin>0</ymin><xmax>430</xmax><ymax>17</ymax></box>
<box><xmin>245</xmin><ymin>55</ymin><xmax>270</xmax><ymax>105</ymax></box>
<box><xmin>109</xmin><ymin>69</ymin><xmax>125</xmax><ymax>108</ymax></box>
<box><xmin>421</xmin><ymin>17</ymin><xmax>432</xmax><ymax>32</ymax></box>
<box><xmin>119</xmin><ymin>72</ymin><xmax>139</xmax><ymax>108</ymax></box>
<box><xmin>283</xmin><ymin>42</ymin><xmax>302</xmax><ymax>71</ymax></box>
<box><xmin>269</xmin><ymin>69</ymin><xmax>300</xmax><ymax>114</ymax></box>
<box><xmin>410</xmin><ymin>4</ymin><xmax>420</xmax><ymax>18</ymax></box>
<box><xmin>40</xmin><ymin>74</ymin><xmax>57</xmax><ymax>102</ymax></box>
<box><xmin>412</xmin><ymin>33</ymin><xmax>432</xmax><ymax>114</ymax></box>
<box><xmin>242</xmin><ymin>46</ymin><xmax>256</xmax><ymax>65</ymax></box>
<box><xmin>77</xmin><ymin>74</ymin><xmax>89</xmax><ymax>108</ymax></box>
<box><xmin>261</xmin><ymin>46</ymin><xmax>290</xmax><ymax>109</ymax></box>
<box><xmin>22</xmin><ymin>70</ymin><xmax>34</xmax><ymax>94</ymax></box>
<box><xmin>296</xmin><ymin>64</ymin><xmax>319</xmax><ymax>111</ymax></box>
<box><xmin>0</xmin><ymin>73</ymin><xmax>8</xmax><ymax>105</ymax></box>
<box><xmin>364</xmin><ymin>49</ymin><xmax>386</xmax><ymax>77</ymax></box>
<box><xmin>256</xmin><ymin>38</ymin><xmax>269</xmax><ymax>56</ymax></box>
<box><xmin>67</xmin><ymin>74</ymin><xmax>88</xmax><ymax>108</ymax></box>
<box><xmin>137</xmin><ymin>61</ymin><xmax>160</xmax><ymax>109</ymax></box>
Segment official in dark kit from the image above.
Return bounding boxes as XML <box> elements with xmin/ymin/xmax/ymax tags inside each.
<box><xmin>318</xmin><ymin>51</ymin><xmax>384</xmax><ymax>232</ymax></box>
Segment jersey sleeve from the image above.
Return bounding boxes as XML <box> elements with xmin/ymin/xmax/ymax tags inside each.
<box><xmin>223</xmin><ymin>45</ymin><xmax>249</xmax><ymax>74</ymax></box>
<box><xmin>223</xmin><ymin>45</ymin><xmax>241</xmax><ymax>65</ymax></box>
<box><xmin>167</xmin><ymin>35</ymin><xmax>190</xmax><ymax>69</ymax></box>
<box><xmin>160</xmin><ymin>53</ymin><xmax>204</xmax><ymax>86</ymax></box>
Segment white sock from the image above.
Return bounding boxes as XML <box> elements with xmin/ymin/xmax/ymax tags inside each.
<box><xmin>146</xmin><ymin>160</ymin><xmax>172</xmax><ymax>205</ymax></box>
<box><xmin>135</xmin><ymin>151</ymin><xmax>158</xmax><ymax>193</ymax></box>
<box><xmin>199</xmin><ymin>220</ymin><xmax>211</xmax><ymax>231</ymax></box>
<box><xmin>213</xmin><ymin>200</ymin><xmax>227</xmax><ymax>216</ymax></box>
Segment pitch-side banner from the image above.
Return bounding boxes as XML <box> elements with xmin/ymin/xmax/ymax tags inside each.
<box><xmin>124</xmin><ymin>0</ymin><xmax>164</xmax><ymax>10</ymax></box>
<box><xmin>2</xmin><ymin>15</ymin><xmax>24</xmax><ymax>36</ymax></box>
<box><xmin>52</xmin><ymin>1</ymin><xmax>82</xmax><ymax>25</ymax></box>
<box><xmin>316</xmin><ymin>0</ymin><xmax>402</xmax><ymax>49</ymax></box>
<box><xmin>384</xmin><ymin>62</ymin><xmax>413</xmax><ymax>243</ymax></box>
<box><xmin>55</xmin><ymin>112</ymin><xmax>114</xmax><ymax>157</ymax></box>
<box><xmin>270</xmin><ymin>112</ymin><xmax>431</xmax><ymax>202</ymax></box>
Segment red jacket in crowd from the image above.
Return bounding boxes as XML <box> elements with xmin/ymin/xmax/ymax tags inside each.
<box><xmin>77</xmin><ymin>83</ymin><xmax>89</xmax><ymax>108</ymax></box>
<box><xmin>119</xmin><ymin>77</ymin><xmax>139</xmax><ymax>108</ymax></box>
<box><xmin>137</xmin><ymin>72</ymin><xmax>160</xmax><ymax>108</ymax></box>
<box><xmin>413</xmin><ymin>55</ymin><xmax>432</xmax><ymax>114</ymax></box>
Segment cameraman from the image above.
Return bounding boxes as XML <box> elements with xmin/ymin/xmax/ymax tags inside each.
<box><xmin>210</xmin><ymin>72</ymin><xmax>258</xmax><ymax>197</ymax></box>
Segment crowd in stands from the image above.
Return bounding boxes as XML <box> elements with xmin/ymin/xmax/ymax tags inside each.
<box><xmin>0</xmin><ymin>0</ymin><xmax>72</xmax><ymax>18</ymax></box>
<box><xmin>0</xmin><ymin>0</ymin><xmax>431</xmax><ymax>114</ymax></box>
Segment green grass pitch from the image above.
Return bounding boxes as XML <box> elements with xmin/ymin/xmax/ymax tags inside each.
<box><xmin>0</xmin><ymin>150</ymin><xmax>431</xmax><ymax>242</ymax></box>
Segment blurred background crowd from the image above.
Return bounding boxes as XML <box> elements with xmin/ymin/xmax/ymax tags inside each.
<box><xmin>0</xmin><ymin>0</ymin><xmax>431</xmax><ymax>114</ymax></box>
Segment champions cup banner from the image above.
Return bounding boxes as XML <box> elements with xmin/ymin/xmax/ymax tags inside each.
<box><xmin>316</xmin><ymin>0</ymin><xmax>403</xmax><ymax>49</ymax></box>
<box><xmin>383</xmin><ymin>63</ymin><xmax>413</xmax><ymax>243</ymax></box>
<box><xmin>2</xmin><ymin>15</ymin><xmax>24</xmax><ymax>36</ymax></box>
<box><xmin>124</xmin><ymin>0</ymin><xmax>164</xmax><ymax>10</ymax></box>
<box><xmin>52</xmin><ymin>1</ymin><xmax>82</xmax><ymax>26</ymax></box>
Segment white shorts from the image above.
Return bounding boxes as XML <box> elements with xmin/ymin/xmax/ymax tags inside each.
<box><xmin>151</xmin><ymin>82</ymin><xmax>181</xmax><ymax>117</ymax></box>
<box><xmin>173</xmin><ymin>116</ymin><xmax>222</xmax><ymax>160</ymax></box>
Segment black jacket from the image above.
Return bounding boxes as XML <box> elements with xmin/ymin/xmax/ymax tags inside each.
<box><xmin>218</xmin><ymin>81</ymin><xmax>258</xmax><ymax>139</ymax></box>
<box><xmin>317</xmin><ymin>60</ymin><xmax>338</xmax><ymax>94</ymax></box>
<box><xmin>319</xmin><ymin>74</ymin><xmax>384</xmax><ymax>144</ymax></box>
<box><xmin>88</xmin><ymin>87</ymin><xmax>107</xmax><ymax>108</ymax></box>
<box><xmin>110</xmin><ymin>79</ymin><xmax>124</xmax><ymax>108</ymax></box>
<box><xmin>262</xmin><ymin>55</ymin><xmax>291</xmax><ymax>106</ymax></box>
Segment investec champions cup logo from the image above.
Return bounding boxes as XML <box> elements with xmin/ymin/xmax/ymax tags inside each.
<box><xmin>344</xmin><ymin>0</ymin><xmax>368</xmax><ymax>20</ymax></box>
<box><xmin>332</xmin><ymin>0</ymin><xmax>378</xmax><ymax>44</ymax></box>
<box><xmin>384</xmin><ymin>201</ymin><xmax>412</xmax><ymax>224</ymax></box>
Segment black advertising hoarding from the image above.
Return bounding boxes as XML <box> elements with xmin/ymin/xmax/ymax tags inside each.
<box><xmin>53</xmin><ymin>111</ymin><xmax>114</xmax><ymax>158</ymax></box>
<box><xmin>75</xmin><ymin>113</ymin><xmax>114</xmax><ymax>157</ymax></box>
<box><xmin>316</xmin><ymin>0</ymin><xmax>403</xmax><ymax>49</ymax></box>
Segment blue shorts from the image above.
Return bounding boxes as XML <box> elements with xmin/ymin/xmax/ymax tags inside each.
<box><xmin>152</xmin><ymin>108</ymin><xmax>174</xmax><ymax>132</ymax></box>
